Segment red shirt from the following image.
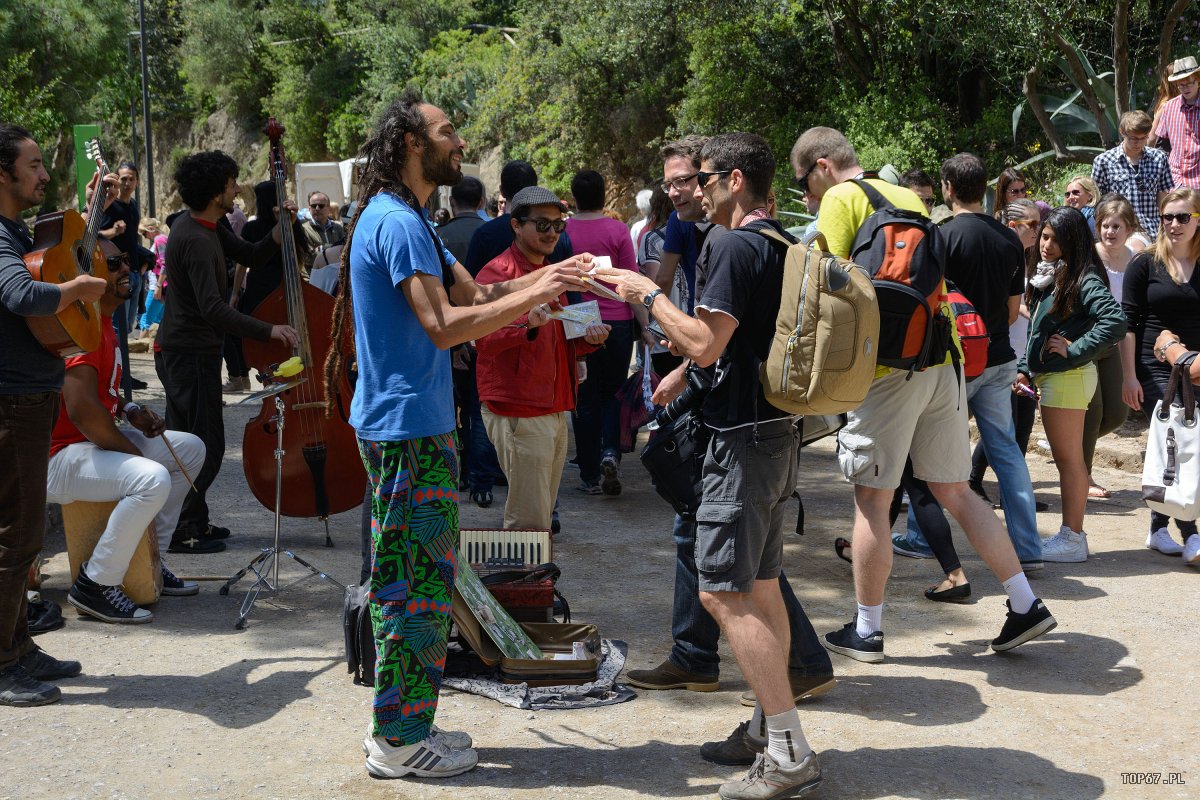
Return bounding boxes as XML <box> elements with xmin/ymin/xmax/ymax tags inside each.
<box><xmin>50</xmin><ymin>316</ymin><xmax>121</xmax><ymax>457</ymax></box>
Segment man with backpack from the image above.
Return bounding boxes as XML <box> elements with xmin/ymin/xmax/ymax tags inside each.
<box><xmin>892</xmin><ymin>154</ymin><xmax>1044</xmax><ymax>570</ymax></box>
<box><xmin>597</xmin><ymin>132</ymin><xmax>823</xmax><ymax>800</ymax></box>
<box><xmin>790</xmin><ymin>127</ymin><xmax>1056</xmax><ymax>663</ymax></box>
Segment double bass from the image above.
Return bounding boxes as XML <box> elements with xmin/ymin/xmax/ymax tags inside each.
<box><xmin>241</xmin><ymin>119</ymin><xmax>364</xmax><ymax>539</ymax></box>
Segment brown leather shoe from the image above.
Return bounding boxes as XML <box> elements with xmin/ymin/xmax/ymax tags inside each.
<box><xmin>624</xmin><ymin>659</ymin><xmax>719</xmax><ymax>692</ymax></box>
<box><xmin>739</xmin><ymin>673</ymin><xmax>836</xmax><ymax>707</ymax></box>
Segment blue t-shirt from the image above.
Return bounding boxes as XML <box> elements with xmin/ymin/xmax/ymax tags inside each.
<box><xmin>349</xmin><ymin>192</ymin><xmax>457</xmax><ymax>441</ymax></box>
<box><xmin>662</xmin><ymin>212</ymin><xmax>699</xmax><ymax>313</ymax></box>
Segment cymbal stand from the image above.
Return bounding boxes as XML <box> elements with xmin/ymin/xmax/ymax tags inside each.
<box><xmin>220</xmin><ymin>395</ymin><xmax>344</xmax><ymax>629</ymax></box>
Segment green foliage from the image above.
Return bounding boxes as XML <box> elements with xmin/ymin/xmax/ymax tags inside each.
<box><xmin>834</xmin><ymin>79</ymin><xmax>959</xmax><ymax>178</ymax></box>
<box><xmin>0</xmin><ymin>52</ymin><xmax>62</xmax><ymax>143</ymax></box>
<box><xmin>178</xmin><ymin>0</ymin><xmax>270</xmax><ymax>116</ymax></box>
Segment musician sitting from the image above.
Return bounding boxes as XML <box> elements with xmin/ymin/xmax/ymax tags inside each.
<box><xmin>45</xmin><ymin>251</ymin><xmax>206</xmax><ymax>624</ymax></box>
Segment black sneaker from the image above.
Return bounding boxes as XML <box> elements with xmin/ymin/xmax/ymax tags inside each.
<box><xmin>600</xmin><ymin>452</ymin><xmax>622</xmax><ymax>496</ymax></box>
<box><xmin>161</xmin><ymin>564</ymin><xmax>199</xmax><ymax>596</ymax></box>
<box><xmin>991</xmin><ymin>598</ymin><xmax>1057</xmax><ymax>652</ymax></box>
<box><xmin>128</xmin><ymin>377</ymin><xmax>148</xmax><ymax>390</ymax></box>
<box><xmin>27</xmin><ymin>594</ymin><xmax>64</xmax><ymax>635</ymax></box>
<box><xmin>169</xmin><ymin>530</ymin><xmax>226</xmax><ymax>554</ymax></box>
<box><xmin>68</xmin><ymin>568</ymin><xmax>154</xmax><ymax>624</ymax></box>
<box><xmin>17</xmin><ymin>646</ymin><xmax>81</xmax><ymax>681</ymax></box>
<box><xmin>823</xmin><ymin>621</ymin><xmax>884</xmax><ymax>663</ymax></box>
<box><xmin>0</xmin><ymin>664</ymin><xmax>60</xmax><ymax>707</ymax></box>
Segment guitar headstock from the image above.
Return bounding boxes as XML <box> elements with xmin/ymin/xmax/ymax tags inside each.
<box><xmin>84</xmin><ymin>138</ymin><xmax>110</xmax><ymax>175</ymax></box>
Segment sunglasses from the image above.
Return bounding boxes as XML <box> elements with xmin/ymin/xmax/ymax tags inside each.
<box><xmin>309</xmin><ymin>202</ymin><xmax>327</xmax><ymax>209</ymax></box>
<box><xmin>105</xmin><ymin>255</ymin><xmax>131</xmax><ymax>267</ymax></box>
<box><xmin>794</xmin><ymin>156</ymin><xmax>826</xmax><ymax>194</ymax></box>
<box><xmin>918</xmin><ymin>196</ymin><xmax>935</xmax><ymax>208</ymax></box>
<box><xmin>1006</xmin><ymin>185</ymin><xmax>1027</xmax><ymax>196</ymax></box>
<box><xmin>696</xmin><ymin>169</ymin><xmax>732</xmax><ymax>189</ymax></box>
<box><xmin>519</xmin><ymin>217</ymin><xmax>567</xmax><ymax>234</ymax></box>
<box><xmin>1161</xmin><ymin>212</ymin><xmax>1199</xmax><ymax>225</ymax></box>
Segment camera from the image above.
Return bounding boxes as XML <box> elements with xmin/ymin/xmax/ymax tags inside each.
<box><xmin>649</xmin><ymin>365</ymin><xmax>713</xmax><ymax>430</ymax></box>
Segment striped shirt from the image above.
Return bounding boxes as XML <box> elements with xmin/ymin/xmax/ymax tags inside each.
<box><xmin>1154</xmin><ymin>94</ymin><xmax>1200</xmax><ymax>188</ymax></box>
<box><xmin>1091</xmin><ymin>144</ymin><xmax>1173</xmax><ymax>236</ymax></box>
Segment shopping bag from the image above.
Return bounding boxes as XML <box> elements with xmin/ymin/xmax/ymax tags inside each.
<box><xmin>1142</xmin><ymin>360</ymin><xmax>1200</xmax><ymax>520</ymax></box>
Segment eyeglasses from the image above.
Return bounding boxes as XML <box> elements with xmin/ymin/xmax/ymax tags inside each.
<box><xmin>696</xmin><ymin>169</ymin><xmax>731</xmax><ymax>189</ymax></box>
<box><xmin>1007</xmin><ymin>219</ymin><xmax>1038</xmax><ymax>229</ymax></box>
<box><xmin>794</xmin><ymin>156</ymin><xmax>826</xmax><ymax>194</ymax></box>
<box><xmin>1006</xmin><ymin>184</ymin><xmax>1027</xmax><ymax>196</ymax></box>
<box><xmin>1161</xmin><ymin>212</ymin><xmax>1199</xmax><ymax>225</ymax></box>
<box><xmin>659</xmin><ymin>173</ymin><xmax>699</xmax><ymax>194</ymax></box>
<box><xmin>309</xmin><ymin>202</ymin><xmax>327</xmax><ymax>209</ymax></box>
<box><xmin>518</xmin><ymin>217</ymin><xmax>567</xmax><ymax>234</ymax></box>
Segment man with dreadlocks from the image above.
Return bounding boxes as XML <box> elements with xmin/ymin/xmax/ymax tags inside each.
<box><xmin>325</xmin><ymin>91</ymin><xmax>591</xmax><ymax>780</ymax></box>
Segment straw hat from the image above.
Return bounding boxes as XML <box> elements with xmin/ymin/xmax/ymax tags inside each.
<box><xmin>1168</xmin><ymin>56</ymin><xmax>1199</xmax><ymax>82</ymax></box>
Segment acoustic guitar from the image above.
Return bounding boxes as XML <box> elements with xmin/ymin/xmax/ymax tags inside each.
<box><xmin>22</xmin><ymin>138</ymin><xmax>112</xmax><ymax>356</ymax></box>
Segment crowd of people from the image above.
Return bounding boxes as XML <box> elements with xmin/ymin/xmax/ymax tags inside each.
<box><xmin>2</xmin><ymin>53</ymin><xmax>1200</xmax><ymax>800</ymax></box>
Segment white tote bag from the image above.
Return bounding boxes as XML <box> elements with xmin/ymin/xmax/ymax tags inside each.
<box><xmin>1142</xmin><ymin>360</ymin><xmax>1200</xmax><ymax>521</ymax></box>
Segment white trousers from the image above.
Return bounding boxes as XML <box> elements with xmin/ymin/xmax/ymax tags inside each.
<box><xmin>46</xmin><ymin>429</ymin><xmax>205</xmax><ymax>586</ymax></box>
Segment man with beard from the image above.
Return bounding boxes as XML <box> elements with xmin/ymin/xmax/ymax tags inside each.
<box><xmin>0</xmin><ymin>124</ymin><xmax>108</xmax><ymax>706</ymax></box>
<box><xmin>155</xmin><ymin>151</ymin><xmax>299</xmax><ymax>554</ymax></box>
<box><xmin>326</xmin><ymin>90</ymin><xmax>589</xmax><ymax>780</ymax></box>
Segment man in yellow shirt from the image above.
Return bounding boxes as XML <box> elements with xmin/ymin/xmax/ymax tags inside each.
<box><xmin>791</xmin><ymin>127</ymin><xmax>1055</xmax><ymax>662</ymax></box>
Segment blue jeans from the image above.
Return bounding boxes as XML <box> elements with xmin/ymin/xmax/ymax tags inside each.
<box><xmin>909</xmin><ymin>361</ymin><xmax>1042</xmax><ymax>563</ymax></box>
<box><xmin>669</xmin><ymin>515</ymin><xmax>832</xmax><ymax>678</ymax></box>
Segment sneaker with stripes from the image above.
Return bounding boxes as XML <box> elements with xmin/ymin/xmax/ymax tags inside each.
<box><xmin>364</xmin><ymin>733</ymin><xmax>478</xmax><ymax>779</ymax></box>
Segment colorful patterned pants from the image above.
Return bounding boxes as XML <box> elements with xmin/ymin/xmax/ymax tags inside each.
<box><xmin>357</xmin><ymin>433</ymin><xmax>459</xmax><ymax>746</ymax></box>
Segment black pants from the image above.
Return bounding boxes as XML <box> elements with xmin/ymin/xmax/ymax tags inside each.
<box><xmin>574</xmin><ymin>319</ymin><xmax>635</xmax><ymax>482</ymax></box>
<box><xmin>156</xmin><ymin>350</ymin><xmax>225</xmax><ymax>533</ymax></box>
<box><xmin>0</xmin><ymin>392</ymin><xmax>57</xmax><ymax>667</ymax></box>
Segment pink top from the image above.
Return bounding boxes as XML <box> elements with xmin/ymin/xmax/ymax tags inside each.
<box><xmin>566</xmin><ymin>216</ymin><xmax>637</xmax><ymax>320</ymax></box>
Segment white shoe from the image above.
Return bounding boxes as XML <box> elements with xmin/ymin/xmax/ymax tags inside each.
<box><xmin>1146</xmin><ymin>528</ymin><xmax>1185</xmax><ymax>556</ymax></box>
<box><xmin>1041</xmin><ymin>527</ymin><xmax>1088</xmax><ymax>563</ymax></box>
<box><xmin>1184</xmin><ymin>534</ymin><xmax>1200</xmax><ymax>566</ymax></box>
<box><xmin>365</xmin><ymin>734</ymin><xmax>478</xmax><ymax>779</ymax></box>
<box><xmin>363</xmin><ymin>723</ymin><xmax>472</xmax><ymax>754</ymax></box>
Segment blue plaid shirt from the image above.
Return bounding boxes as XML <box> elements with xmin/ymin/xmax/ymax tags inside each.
<box><xmin>1091</xmin><ymin>144</ymin><xmax>1173</xmax><ymax>237</ymax></box>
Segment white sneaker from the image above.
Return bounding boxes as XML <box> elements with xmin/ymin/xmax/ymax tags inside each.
<box><xmin>365</xmin><ymin>733</ymin><xmax>478</xmax><ymax>779</ymax></box>
<box><xmin>1041</xmin><ymin>527</ymin><xmax>1088</xmax><ymax>563</ymax></box>
<box><xmin>363</xmin><ymin>723</ymin><xmax>472</xmax><ymax>754</ymax></box>
<box><xmin>1146</xmin><ymin>528</ymin><xmax>1185</xmax><ymax>556</ymax></box>
<box><xmin>1184</xmin><ymin>534</ymin><xmax>1200</xmax><ymax>566</ymax></box>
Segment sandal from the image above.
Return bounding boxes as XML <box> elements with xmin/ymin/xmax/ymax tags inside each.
<box><xmin>1088</xmin><ymin>484</ymin><xmax>1111</xmax><ymax>499</ymax></box>
<box><xmin>834</xmin><ymin>537</ymin><xmax>852</xmax><ymax>564</ymax></box>
<box><xmin>470</xmin><ymin>489</ymin><xmax>492</xmax><ymax>508</ymax></box>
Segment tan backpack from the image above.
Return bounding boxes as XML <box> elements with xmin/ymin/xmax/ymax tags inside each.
<box><xmin>754</xmin><ymin>228</ymin><xmax>879</xmax><ymax>415</ymax></box>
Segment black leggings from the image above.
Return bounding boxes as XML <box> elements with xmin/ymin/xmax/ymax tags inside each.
<box><xmin>890</xmin><ymin>459</ymin><xmax>961</xmax><ymax>575</ymax></box>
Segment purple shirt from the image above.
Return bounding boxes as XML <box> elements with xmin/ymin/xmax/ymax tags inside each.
<box><xmin>565</xmin><ymin>216</ymin><xmax>637</xmax><ymax>321</ymax></box>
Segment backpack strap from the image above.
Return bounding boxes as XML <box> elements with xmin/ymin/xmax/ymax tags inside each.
<box><xmin>850</xmin><ymin>178</ymin><xmax>896</xmax><ymax>214</ymax></box>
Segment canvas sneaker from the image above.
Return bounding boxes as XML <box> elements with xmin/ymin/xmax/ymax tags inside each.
<box><xmin>1146</xmin><ymin>528</ymin><xmax>1185</xmax><ymax>556</ymax></box>
<box><xmin>823</xmin><ymin>622</ymin><xmax>884</xmax><ymax>664</ymax></box>
<box><xmin>68</xmin><ymin>568</ymin><xmax>153</xmax><ymax>624</ymax></box>
<box><xmin>701</xmin><ymin>720</ymin><xmax>764</xmax><ymax>766</ymax></box>
<box><xmin>891</xmin><ymin>532</ymin><xmax>934</xmax><ymax>559</ymax></box>
<box><xmin>364</xmin><ymin>733</ymin><xmax>478</xmax><ymax>779</ymax></box>
<box><xmin>718</xmin><ymin>751</ymin><xmax>823</xmax><ymax>800</ymax></box>
<box><xmin>1041</xmin><ymin>527</ymin><xmax>1088</xmax><ymax>563</ymax></box>
<box><xmin>0</xmin><ymin>664</ymin><xmax>60</xmax><ymax>707</ymax></box>
<box><xmin>161</xmin><ymin>564</ymin><xmax>200</xmax><ymax>596</ymax></box>
<box><xmin>991</xmin><ymin>598</ymin><xmax>1057</xmax><ymax>652</ymax></box>
<box><xmin>1184</xmin><ymin>534</ymin><xmax>1200</xmax><ymax>565</ymax></box>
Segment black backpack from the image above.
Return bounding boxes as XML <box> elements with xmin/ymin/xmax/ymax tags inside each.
<box><xmin>849</xmin><ymin>179</ymin><xmax>949</xmax><ymax>372</ymax></box>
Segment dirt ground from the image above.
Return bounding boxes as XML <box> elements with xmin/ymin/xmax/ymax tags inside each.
<box><xmin>1</xmin><ymin>349</ymin><xmax>1196</xmax><ymax>800</ymax></box>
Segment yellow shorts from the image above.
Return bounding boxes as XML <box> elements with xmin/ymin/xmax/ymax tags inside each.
<box><xmin>1035</xmin><ymin>363</ymin><xmax>1098</xmax><ymax>410</ymax></box>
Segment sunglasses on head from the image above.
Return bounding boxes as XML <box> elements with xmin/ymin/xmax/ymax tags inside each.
<box><xmin>518</xmin><ymin>217</ymin><xmax>567</xmax><ymax>234</ymax></box>
<box><xmin>1161</xmin><ymin>212</ymin><xmax>1199</xmax><ymax>224</ymax></box>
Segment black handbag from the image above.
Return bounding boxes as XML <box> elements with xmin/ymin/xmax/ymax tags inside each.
<box><xmin>639</xmin><ymin>409</ymin><xmax>712</xmax><ymax>519</ymax></box>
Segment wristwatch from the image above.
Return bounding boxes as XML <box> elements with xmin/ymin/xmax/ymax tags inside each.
<box><xmin>643</xmin><ymin>289</ymin><xmax>663</xmax><ymax>310</ymax></box>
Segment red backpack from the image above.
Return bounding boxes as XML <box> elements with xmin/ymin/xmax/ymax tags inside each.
<box><xmin>944</xmin><ymin>281</ymin><xmax>988</xmax><ymax>381</ymax></box>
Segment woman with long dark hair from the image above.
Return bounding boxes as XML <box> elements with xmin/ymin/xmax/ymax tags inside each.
<box><xmin>1120</xmin><ymin>187</ymin><xmax>1200</xmax><ymax>562</ymax></box>
<box><xmin>1015</xmin><ymin>207</ymin><xmax>1127</xmax><ymax>563</ymax></box>
<box><xmin>993</xmin><ymin>168</ymin><xmax>1028</xmax><ymax>218</ymax></box>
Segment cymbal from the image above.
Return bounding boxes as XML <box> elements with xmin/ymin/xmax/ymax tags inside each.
<box><xmin>238</xmin><ymin>376</ymin><xmax>307</xmax><ymax>405</ymax></box>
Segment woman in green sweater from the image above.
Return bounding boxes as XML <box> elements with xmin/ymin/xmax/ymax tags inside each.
<box><xmin>1015</xmin><ymin>207</ymin><xmax>1127</xmax><ymax>564</ymax></box>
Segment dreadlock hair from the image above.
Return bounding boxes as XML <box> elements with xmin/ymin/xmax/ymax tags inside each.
<box><xmin>324</xmin><ymin>89</ymin><xmax>428</xmax><ymax>416</ymax></box>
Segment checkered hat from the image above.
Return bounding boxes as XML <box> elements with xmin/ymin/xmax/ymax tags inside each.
<box><xmin>508</xmin><ymin>186</ymin><xmax>565</xmax><ymax>219</ymax></box>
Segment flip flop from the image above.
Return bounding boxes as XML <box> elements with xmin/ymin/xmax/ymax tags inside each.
<box><xmin>1088</xmin><ymin>484</ymin><xmax>1111</xmax><ymax>499</ymax></box>
<box><xmin>834</xmin><ymin>537</ymin><xmax>852</xmax><ymax>564</ymax></box>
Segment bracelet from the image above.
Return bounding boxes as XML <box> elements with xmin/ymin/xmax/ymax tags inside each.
<box><xmin>1158</xmin><ymin>339</ymin><xmax>1181</xmax><ymax>360</ymax></box>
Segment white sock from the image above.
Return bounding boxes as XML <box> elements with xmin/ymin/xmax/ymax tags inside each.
<box><xmin>855</xmin><ymin>602</ymin><xmax>883</xmax><ymax>638</ymax></box>
<box><xmin>747</xmin><ymin>704</ymin><xmax>766</xmax><ymax>744</ymax></box>
<box><xmin>1002</xmin><ymin>572</ymin><xmax>1037</xmax><ymax>614</ymax></box>
<box><xmin>765</xmin><ymin>708</ymin><xmax>811</xmax><ymax>767</ymax></box>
